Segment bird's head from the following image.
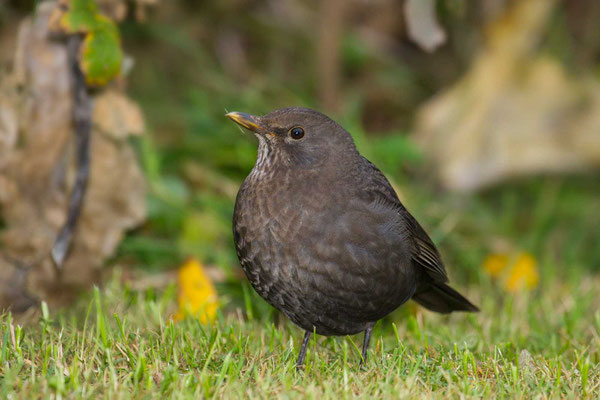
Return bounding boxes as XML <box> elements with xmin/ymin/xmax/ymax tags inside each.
<box><xmin>226</xmin><ymin>107</ymin><xmax>357</xmax><ymax>169</ymax></box>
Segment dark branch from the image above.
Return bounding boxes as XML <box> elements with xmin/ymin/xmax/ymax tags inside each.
<box><xmin>51</xmin><ymin>35</ymin><xmax>92</xmax><ymax>271</ymax></box>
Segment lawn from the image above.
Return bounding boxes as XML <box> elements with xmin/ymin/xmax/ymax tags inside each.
<box><xmin>1</xmin><ymin>272</ymin><xmax>598</xmax><ymax>398</ymax></box>
<box><xmin>1</xmin><ymin>178</ymin><xmax>599</xmax><ymax>399</ymax></box>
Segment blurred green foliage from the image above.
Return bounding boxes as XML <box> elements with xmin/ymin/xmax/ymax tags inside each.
<box><xmin>111</xmin><ymin>1</ymin><xmax>600</xmax><ymax>287</ymax></box>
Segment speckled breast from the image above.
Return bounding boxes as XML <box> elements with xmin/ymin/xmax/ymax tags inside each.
<box><xmin>232</xmin><ymin>172</ymin><xmax>416</xmax><ymax>336</ymax></box>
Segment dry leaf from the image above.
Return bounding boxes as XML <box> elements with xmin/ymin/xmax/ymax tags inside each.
<box><xmin>174</xmin><ymin>259</ymin><xmax>219</xmax><ymax>324</ymax></box>
<box><xmin>0</xmin><ymin>2</ymin><xmax>146</xmax><ymax>311</ymax></box>
<box><xmin>413</xmin><ymin>0</ymin><xmax>600</xmax><ymax>191</ymax></box>
<box><xmin>93</xmin><ymin>90</ymin><xmax>145</xmax><ymax>138</ymax></box>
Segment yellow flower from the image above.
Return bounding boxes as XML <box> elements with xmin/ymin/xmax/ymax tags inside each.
<box><xmin>482</xmin><ymin>253</ymin><xmax>509</xmax><ymax>278</ymax></box>
<box><xmin>174</xmin><ymin>259</ymin><xmax>219</xmax><ymax>323</ymax></box>
<box><xmin>505</xmin><ymin>253</ymin><xmax>539</xmax><ymax>291</ymax></box>
<box><xmin>483</xmin><ymin>251</ymin><xmax>539</xmax><ymax>292</ymax></box>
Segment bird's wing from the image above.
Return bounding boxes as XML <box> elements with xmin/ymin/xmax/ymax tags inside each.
<box><xmin>399</xmin><ymin>209</ymin><xmax>449</xmax><ymax>283</ymax></box>
<box><xmin>360</xmin><ymin>157</ymin><xmax>449</xmax><ymax>283</ymax></box>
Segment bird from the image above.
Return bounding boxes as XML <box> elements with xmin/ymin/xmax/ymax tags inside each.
<box><xmin>226</xmin><ymin>107</ymin><xmax>478</xmax><ymax>371</ymax></box>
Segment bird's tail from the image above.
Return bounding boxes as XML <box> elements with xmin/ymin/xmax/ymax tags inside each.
<box><xmin>412</xmin><ymin>283</ymin><xmax>479</xmax><ymax>314</ymax></box>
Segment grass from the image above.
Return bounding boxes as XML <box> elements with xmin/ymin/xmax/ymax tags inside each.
<box><xmin>1</xmin><ymin>264</ymin><xmax>599</xmax><ymax>398</ymax></box>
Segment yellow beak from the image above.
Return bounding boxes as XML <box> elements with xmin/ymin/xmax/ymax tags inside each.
<box><xmin>226</xmin><ymin>112</ymin><xmax>275</xmax><ymax>136</ymax></box>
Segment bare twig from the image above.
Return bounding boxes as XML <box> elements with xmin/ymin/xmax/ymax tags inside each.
<box><xmin>51</xmin><ymin>35</ymin><xmax>92</xmax><ymax>271</ymax></box>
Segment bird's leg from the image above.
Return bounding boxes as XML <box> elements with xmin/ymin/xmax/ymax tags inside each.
<box><xmin>296</xmin><ymin>331</ymin><xmax>312</xmax><ymax>371</ymax></box>
<box><xmin>360</xmin><ymin>324</ymin><xmax>374</xmax><ymax>367</ymax></box>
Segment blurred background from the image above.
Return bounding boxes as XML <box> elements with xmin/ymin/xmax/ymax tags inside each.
<box><xmin>0</xmin><ymin>0</ymin><xmax>599</xmax><ymax>319</ymax></box>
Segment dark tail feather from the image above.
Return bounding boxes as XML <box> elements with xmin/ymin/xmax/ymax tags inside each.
<box><xmin>412</xmin><ymin>283</ymin><xmax>479</xmax><ymax>314</ymax></box>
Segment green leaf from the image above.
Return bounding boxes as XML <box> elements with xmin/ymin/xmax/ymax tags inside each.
<box><xmin>55</xmin><ymin>0</ymin><xmax>123</xmax><ymax>86</ymax></box>
<box><xmin>79</xmin><ymin>16</ymin><xmax>122</xmax><ymax>86</ymax></box>
<box><xmin>59</xmin><ymin>0</ymin><xmax>100</xmax><ymax>33</ymax></box>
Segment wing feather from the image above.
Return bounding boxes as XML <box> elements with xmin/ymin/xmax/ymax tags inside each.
<box><xmin>360</xmin><ymin>157</ymin><xmax>449</xmax><ymax>283</ymax></box>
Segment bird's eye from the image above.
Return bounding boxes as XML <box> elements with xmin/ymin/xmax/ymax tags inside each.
<box><xmin>289</xmin><ymin>127</ymin><xmax>305</xmax><ymax>140</ymax></box>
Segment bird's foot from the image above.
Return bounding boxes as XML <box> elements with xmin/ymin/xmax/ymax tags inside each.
<box><xmin>295</xmin><ymin>362</ymin><xmax>306</xmax><ymax>373</ymax></box>
<box><xmin>295</xmin><ymin>331</ymin><xmax>312</xmax><ymax>373</ymax></box>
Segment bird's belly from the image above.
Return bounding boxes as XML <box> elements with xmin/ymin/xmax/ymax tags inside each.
<box><xmin>234</xmin><ymin>220</ymin><xmax>416</xmax><ymax>335</ymax></box>
<box><xmin>292</xmin><ymin>256</ymin><xmax>417</xmax><ymax>335</ymax></box>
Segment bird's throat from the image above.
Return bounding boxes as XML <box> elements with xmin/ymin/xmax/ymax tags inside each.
<box><xmin>248</xmin><ymin>135</ymin><xmax>276</xmax><ymax>183</ymax></box>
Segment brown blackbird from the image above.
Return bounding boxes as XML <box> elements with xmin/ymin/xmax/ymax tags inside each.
<box><xmin>227</xmin><ymin>107</ymin><xmax>478</xmax><ymax>370</ymax></box>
